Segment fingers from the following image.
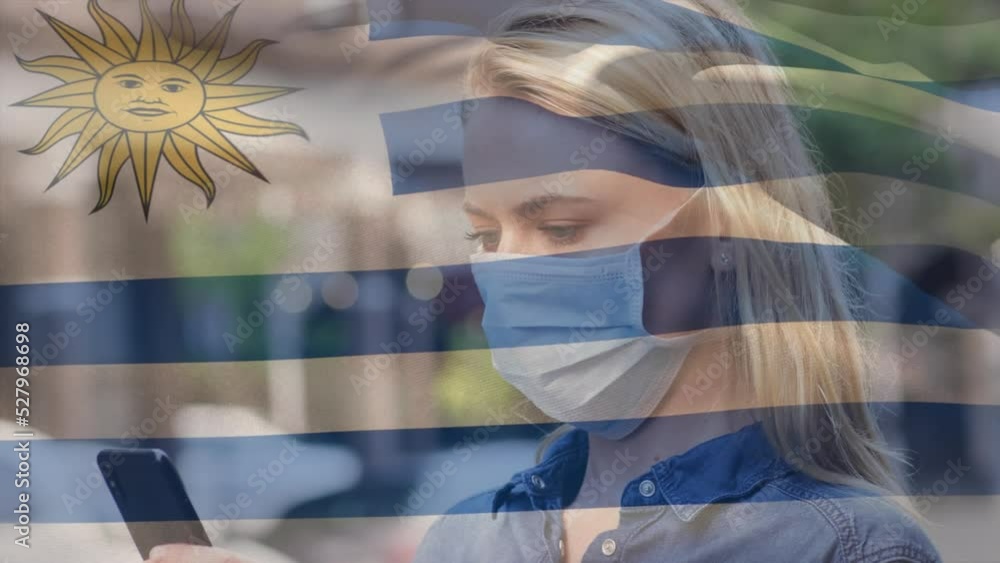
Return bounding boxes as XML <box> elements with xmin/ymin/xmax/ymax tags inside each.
<box><xmin>146</xmin><ymin>543</ymin><xmax>246</xmax><ymax>563</ymax></box>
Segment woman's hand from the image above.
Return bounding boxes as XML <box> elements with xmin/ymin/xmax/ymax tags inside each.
<box><xmin>145</xmin><ymin>544</ymin><xmax>254</xmax><ymax>563</ymax></box>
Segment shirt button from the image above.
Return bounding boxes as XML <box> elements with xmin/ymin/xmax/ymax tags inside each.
<box><xmin>639</xmin><ymin>479</ymin><xmax>656</xmax><ymax>497</ymax></box>
<box><xmin>530</xmin><ymin>474</ymin><xmax>546</xmax><ymax>490</ymax></box>
<box><xmin>601</xmin><ymin>538</ymin><xmax>617</xmax><ymax>556</ymax></box>
<box><xmin>558</xmin><ymin>538</ymin><xmax>565</xmax><ymax>556</ymax></box>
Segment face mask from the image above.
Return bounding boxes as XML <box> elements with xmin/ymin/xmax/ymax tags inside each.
<box><xmin>469</xmin><ymin>192</ymin><xmax>704</xmax><ymax>440</ymax></box>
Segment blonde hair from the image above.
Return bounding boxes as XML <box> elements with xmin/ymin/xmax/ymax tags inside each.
<box><xmin>468</xmin><ymin>0</ymin><xmax>907</xmax><ymax>497</ymax></box>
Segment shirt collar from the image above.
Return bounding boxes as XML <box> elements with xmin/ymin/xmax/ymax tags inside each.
<box><xmin>492</xmin><ymin>421</ymin><xmax>791</xmax><ymax>521</ymax></box>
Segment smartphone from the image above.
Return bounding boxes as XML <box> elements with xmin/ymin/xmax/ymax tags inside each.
<box><xmin>98</xmin><ymin>448</ymin><xmax>212</xmax><ymax>559</ymax></box>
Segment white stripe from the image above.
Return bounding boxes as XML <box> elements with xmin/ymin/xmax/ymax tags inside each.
<box><xmin>2</xmin><ymin>325</ymin><xmax>996</xmax><ymax>440</ymax></box>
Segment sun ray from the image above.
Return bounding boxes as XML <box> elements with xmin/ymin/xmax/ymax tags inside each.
<box><xmin>178</xmin><ymin>7</ymin><xmax>237</xmax><ymax>79</ymax></box>
<box><xmin>163</xmin><ymin>132</ymin><xmax>216</xmax><ymax>204</ymax></box>
<box><xmin>88</xmin><ymin>0</ymin><xmax>137</xmax><ymax>58</ymax></box>
<box><xmin>206</xmin><ymin>108</ymin><xmax>308</xmax><ymax>138</ymax></box>
<box><xmin>13</xmin><ymin>79</ymin><xmax>98</xmax><ymax>109</ymax></box>
<box><xmin>172</xmin><ymin>115</ymin><xmax>265</xmax><ymax>180</ymax></box>
<box><xmin>37</xmin><ymin>11</ymin><xmax>129</xmax><ymax>73</ymax></box>
<box><xmin>21</xmin><ymin>109</ymin><xmax>94</xmax><ymax>155</ymax></box>
<box><xmin>15</xmin><ymin>55</ymin><xmax>95</xmax><ymax>83</ymax></box>
<box><xmin>203</xmin><ymin>84</ymin><xmax>301</xmax><ymax>111</ymax></box>
<box><xmin>50</xmin><ymin>114</ymin><xmax>121</xmax><ymax>188</ymax></box>
<box><xmin>168</xmin><ymin>0</ymin><xmax>197</xmax><ymax>60</ymax></box>
<box><xmin>206</xmin><ymin>39</ymin><xmax>276</xmax><ymax>84</ymax></box>
<box><xmin>18</xmin><ymin>0</ymin><xmax>305</xmax><ymax>217</ymax></box>
<box><xmin>136</xmin><ymin>0</ymin><xmax>172</xmax><ymax>62</ymax></box>
<box><xmin>94</xmin><ymin>133</ymin><xmax>130</xmax><ymax>212</ymax></box>
<box><xmin>126</xmin><ymin>130</ymin><xmax>167</xmax><ymax>217</ymax></box>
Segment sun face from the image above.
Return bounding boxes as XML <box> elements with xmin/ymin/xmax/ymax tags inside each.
<box><xmin>96</xmin><ymin>62</ymin><xmax>206</xmax><ymax>131</ymax></box>
<box><xmin>14</xmin><ymin>0</ymin><xmax>307</xmax><ymax>218</ymax></box>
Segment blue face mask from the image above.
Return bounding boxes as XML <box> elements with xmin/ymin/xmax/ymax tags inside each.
<box><xmin>470</xmin><ymin>216</ymin><xmax>703</xmax><ymax>440</ymax></box>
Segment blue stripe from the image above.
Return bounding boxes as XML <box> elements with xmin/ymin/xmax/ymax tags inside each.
<box><xmin>899</xmin><ymin>79</ymin><xmax>1000</xmax><ymax>112</ymax></box>
<box><xmin>380</xmin><ymin>96</ymin><xmax>704</xmax><ymax>195</ymax></box>
<box><xmin>380</xmin><ymin>97</ymin><xmax>1000</xmax><ymax>205</ymax></box>
<box><xmin>1</xmin><ymin>240</ymin><xmax>995</xmax><ymax>367</ymax></box>
<box><xmin>1</xmin><ymin>403</ymin><xmax>996</xmax><ymax>523</ymax></box>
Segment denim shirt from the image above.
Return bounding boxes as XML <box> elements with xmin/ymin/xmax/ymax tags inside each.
<box><xmin>414</xmin><ymin>422</ymin><xmax>941</xmax><ymax>562</ymax></box>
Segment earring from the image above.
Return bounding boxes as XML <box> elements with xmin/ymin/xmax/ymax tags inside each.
<box><xmin>712</xmin><ymin>239</ymin><xmax>735</xmax><ymax>272</ymax></box>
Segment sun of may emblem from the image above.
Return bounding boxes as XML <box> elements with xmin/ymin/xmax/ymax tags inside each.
<box><xmin>14</xmin><ymin>0</ymin><xmax>306</xmax><ymax>218</ymax></box>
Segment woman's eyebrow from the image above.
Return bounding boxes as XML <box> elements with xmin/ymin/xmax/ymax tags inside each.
<box><xmin>161</xmin><ymin>78</ymin><xmax>192</xmax><ymax>84</ymax></box>
<box><xmin>515</xmin><ymin>195</ymin><xmax>596</xmax><ymax>218</ymax></box>
<box><xmin>463</xmin><ymin>195</ymin><xmax>597</xmax><ymax>219</ymax></box>
<box><xmin>461</xmin><ymin>201</ymin><xmax>494</xmax><ymax>219</ymax></box>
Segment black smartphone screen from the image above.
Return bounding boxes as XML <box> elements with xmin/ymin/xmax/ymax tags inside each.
<box><xmin>98</xmin><ymin>448</ymin><xmax>212</xmax><ymax>559</ymax></box>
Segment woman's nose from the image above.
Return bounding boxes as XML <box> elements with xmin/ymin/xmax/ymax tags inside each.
<box><xmin>495</xmin><ymin>231</ymin><xmax>525</xmax><ymax>255</ymax></box>
<box><xmin>496</xmin><ymin>229</ymin><xmax>544</xmax><ymax>256</ymax></box>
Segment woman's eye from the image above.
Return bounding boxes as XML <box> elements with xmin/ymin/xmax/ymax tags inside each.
<box><xmin>162</xmin><ymin>84</ymin><xmax>184</xmax><ymax>93</ymax></box>
<box><xmin>539</xmin><ymin>224</ymin><xmax>582</xmax><ymax>245</ymax></box>
<box><xmin>465</xmin><ymin>230</ymin><xmax>500</xmax><ymax>251</ymax></box>
<box><xmin>119</xmin><ymin>80</ymin><xmax>142</xmax><ymax>89</ymax></box>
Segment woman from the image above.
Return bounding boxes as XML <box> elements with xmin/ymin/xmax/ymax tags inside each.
<box><xmin>151</xmin><ymin>0</ymin><xmax>941</xmax><ymax>561</ymax></box>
